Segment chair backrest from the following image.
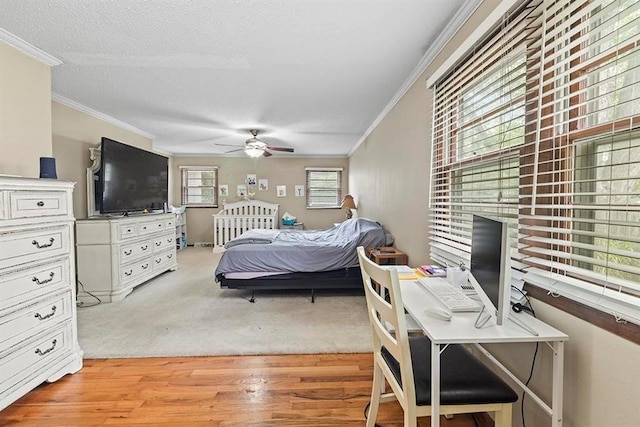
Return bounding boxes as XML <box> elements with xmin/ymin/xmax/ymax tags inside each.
<box><xmin>356</xmin><ymin>246</ymin><xmax>416</xmax><ymax>406</ymax></box>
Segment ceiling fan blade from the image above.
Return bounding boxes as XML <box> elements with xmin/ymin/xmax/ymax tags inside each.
<box><xmin>266</xmin><ymin>146</ymin><xmax>294</xmax><ymax>153</ymax></box>
<box><xmin>225</xmin><ymin>148</ymin><xmax>244</xmax><ymax>154</ymax></box>
<box><xmin>262</xmin><ymin>150</ymin><xmax>273</xmax><ymax>157</ymax></box>
<box><xmin>215</xmin><ymin>143</ymin><xmax>245</xmax><ymax>148</ymax></box>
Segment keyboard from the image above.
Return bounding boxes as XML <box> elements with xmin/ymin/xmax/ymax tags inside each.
<box><xmin>418</xmin><ymin>277</ymin><xmax>482</xmax><ymax>312</ymax></box>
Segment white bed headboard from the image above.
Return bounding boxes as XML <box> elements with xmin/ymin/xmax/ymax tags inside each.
<box><xmin>212</xmin><ymin>200</ymin><xmax>279</xmax><ymax>250</ymax></box>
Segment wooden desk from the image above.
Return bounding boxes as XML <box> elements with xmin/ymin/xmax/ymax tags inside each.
<box><xmin>401</xmin><ymin>279</ymin><xmax>568</xmax><ymax>427</ymax></box>
<box><xmin>366</xmin><ymin>246</ymin><xmax>408</xmax><ymax>265</ymax></box>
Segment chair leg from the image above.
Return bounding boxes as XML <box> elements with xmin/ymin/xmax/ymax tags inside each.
<box><xmin>366</xmin><ymin>364</ymin><xmax>384</xmax><ymax>427</ymax></box>
<box><xmin>403</xmin><ymin>405</ymin><xmax>418</xmax><ymax>427</ymax></box>
<box><xmin>494</xmin><ymin>404</ymin><xmax>513</xmax><ymax>427</ymax></box>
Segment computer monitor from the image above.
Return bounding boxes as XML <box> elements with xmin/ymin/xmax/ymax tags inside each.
<box><xmin>468</xmin><ymin>214</ymin><xmax>511</xmax><ymax>326</ymax></box>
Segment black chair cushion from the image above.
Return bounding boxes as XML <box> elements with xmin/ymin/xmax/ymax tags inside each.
<box><xmin>381</xmin><ymin>336</ymin><xmax>518</xmax><ymax>406</ymax></box>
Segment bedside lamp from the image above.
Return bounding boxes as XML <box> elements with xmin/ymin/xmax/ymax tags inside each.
<box><xmin>340</xmin><ymin>194</ymin><xmax>356</xmax><ymax>219</ymax></box>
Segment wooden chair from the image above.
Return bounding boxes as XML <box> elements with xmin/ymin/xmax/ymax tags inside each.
<box><xmin>356</xmin><ymin>246</ymin><xmax>518</xmax><ymax>427</ymax></box>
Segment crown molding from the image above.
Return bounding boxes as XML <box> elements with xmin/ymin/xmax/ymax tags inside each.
<box><xmin>348</xmin><ymin>0</ymin><xmax>482</xmax><ymax>157</ymax></box>
<box><xmin>0</xmin><ymin>28</ymin><xmax>62</xmax><ymax>66</ymax></box>
<box><xmin>52</xmin><ymin>93</ymin><xmax>156</xmax><ymax>140</ymax></box>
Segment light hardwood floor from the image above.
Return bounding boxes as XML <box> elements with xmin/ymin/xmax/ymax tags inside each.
<box><xmin>0</xmin><ymin>353</ymin><xmax>492</xmax><ymax>426</ymax></box>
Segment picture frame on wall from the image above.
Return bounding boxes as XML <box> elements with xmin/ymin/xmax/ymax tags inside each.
<box><xmin>295</xmin><ymin>185</ymin><xmax>305</xmax><ymax>197</ymax></box>
<box><xmin>277</xmin><ymin>185</ymin><xmax>286</xmax><ymax>197</ymax></box>
<box><xmin>237</xmin><ymin>184</ymin><xmax>247</xmax><ymax>197</ymax></box>
<box><xmin>259</xmin><ymin>179</ymin><xmax>268</xmax><ymax>191</ymax></box>
<box><xmin>246</xmin><ymin>174</ymin><xmax>257</xmax><ymax>185</ymax></box>
<box><xmin>219</xmin><ymin>185</ymin><xmax>229</xmax><ymax>197</ymax></box>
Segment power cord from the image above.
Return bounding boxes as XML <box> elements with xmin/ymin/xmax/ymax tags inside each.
<box><xmin>511</xmin><ymin>285</ymin><xmax>538</xmax><ymax>427</ymax></box>
<box><xmin>76</xmin><ymin>279</ymin><xmax>101</xmax><ymax>307</ymax></box>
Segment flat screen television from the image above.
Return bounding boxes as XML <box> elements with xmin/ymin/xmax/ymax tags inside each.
<box><xmin>98</xmin><ymin>137</ymin><xmax>168</xmax><ymax>215</ymax></box>
<box><xmin>468</xmin><ymin>214</ymin><xmax>511</xmax><ymax>326</ymax></box>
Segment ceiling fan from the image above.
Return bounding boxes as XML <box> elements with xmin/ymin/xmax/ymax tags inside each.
<box><xmin>216</xmin><ymin>130</ymin><xmax>294</xmax><ymax>158</ymax></box>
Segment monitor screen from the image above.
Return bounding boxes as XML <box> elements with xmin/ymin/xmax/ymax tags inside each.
<box><xmin>469</xmin><ymin>214</ymin><xmax>511</xmax><ymax>325</ymax></box>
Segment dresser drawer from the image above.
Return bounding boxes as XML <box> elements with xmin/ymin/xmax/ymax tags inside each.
<box><xmin>118</xmin><ymin>223</ymin><xmax>137</xmax><ymax>240</ymax></box>
<box><xmin>137</xmin><ymin>219</ymin><xmax>166</xmax><ymax>236</ymax></box>
<box><xmin>120</xmin><ymin>239</ymin><xmax>153</xmax><ymax>264</ymax></box>
<box><xmin>165</xmin><ymin>218</ymin><xmax>175</xmax><ymax>228</ymax></box>
<box><xmin>153</xmin><ymin>234</ymin><xmax>175</xmax><ymax>252</ymax></box>
<box><xmin>8</xmin><ymin>191</ymin><xmax>68</xmax><ymax>219</ymax></box>
<box><xmin>0</xmin><ymin>292</ymin><xmax>72</xmax><ymax>351</ymax></box>
<box><xmin>153</xmin><ymin>251</ymin><xmax>176</xmax><ymax>272</ymax></box>
<box><xmin>0</xmin><ymin>322</ymin><xmax>72</xmax><ymax>394</ymax></box>
<box><xmin>0</xmin><ymin>226</ymin><xmax>71</xmax><ymax>271</ymax></box>
<box><xmin>0</xmin><ymin>259</ymin><xmax>70</xmax><ymax>312</ymax></box>
<box><xmin>120</xmin><ymin>259</ymin><xmax>153</xmax><ymax>285</ymax></box>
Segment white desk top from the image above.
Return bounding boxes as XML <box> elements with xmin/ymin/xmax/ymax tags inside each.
<box><xmin>402</xmin><ymin>279</ymin><xmax>569</xmax><ymax>344</ymax></box>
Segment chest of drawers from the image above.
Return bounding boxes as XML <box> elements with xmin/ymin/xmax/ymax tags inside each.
<box><xmin>0</xmin><ymin>177</ymin><xmax>83</xmax><ymax>411</ymax></box>
<box><xmin>76</xmin><ymin>213</ymin><xmax>177</xmax><ymax>302</ymax></box>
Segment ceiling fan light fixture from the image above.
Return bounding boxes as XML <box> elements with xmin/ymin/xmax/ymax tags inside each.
<box><xmin>244</xmin><ymin>146</ymin><xmax>264</xmax><ymax>158</ymax></box>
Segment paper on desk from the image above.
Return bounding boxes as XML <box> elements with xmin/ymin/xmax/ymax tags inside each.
<box><xmin>511</xmin><ymin>278</ymin><xmax>527</xmax><ymax>303</ymax></box>
<box><xmin>383</xmin><ymin>265</ymin><xmax>419</xmax><ymax>280</ymax></box>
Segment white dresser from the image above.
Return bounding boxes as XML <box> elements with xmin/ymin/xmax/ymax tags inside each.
<box><xmin>0</xmin><ymin>177</ymin><xmax>83</xmax><ymax>411</ymax></box>
<box><xmin>76</xmin><ymin>213</ymin><xmax>177</xmax><ymax>302</ymax></box>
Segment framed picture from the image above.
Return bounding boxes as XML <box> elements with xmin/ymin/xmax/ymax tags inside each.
<box><xmin>276</xmin><ymin>185</ymin><xmax>286</xmax><ymax>197</ymax></box>
<box><xmin>294</xmin><ymin>185</ymin><xmax>305</xmax><ymax>197</ymax></box>
<box><xmin>246</xmin><ymin>174</ymin><xmax>257</xmax><ymax>185</ymax></box>
<box><xmin>219</xmin><ymin>185</ymin><xmax>229</xmax><ymax>197</ymax></box>
<box><xmin>237</xmin><ymin>184</ymin><xmax>247</xmax><ymax>197</ymax></box>
<box><xmin>258</xmin><ymin>178</ymin><xmax>268</xmax><ymax>191</ymax></box>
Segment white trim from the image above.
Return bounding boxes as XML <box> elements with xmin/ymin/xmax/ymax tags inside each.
<box><xmin>0</xmin><ymin>28</ymin><xmax>62</xmax><ymax>66</ymax></box>
<box><xmin>179</xmin><ymin>165</ymin><xmax>219</xmax><ymax>170</ymax></box>
<box><xmin>304</xmin><ymin>167</ymin><xmax>344</xmax><ymax>171</ymax></box>
<box><xmin>52</xmin><ymin>93</ymin><xmax>156</xmax><ymax>140</ymax></box>
<box><xmin>426</xmin><ymin>0</ymin><xmax>523</xmax><ymax>88</ymax></box>
<box><xmin>348</xmin><ymin>0</ymin><xmax>482</xmax><ymax>157</ymax></box>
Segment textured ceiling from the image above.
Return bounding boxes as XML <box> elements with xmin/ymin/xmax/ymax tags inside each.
<box><xmin>0</xmin><ymin>0</ymin><xmax>468</xmax><ymax>157</ymax></box>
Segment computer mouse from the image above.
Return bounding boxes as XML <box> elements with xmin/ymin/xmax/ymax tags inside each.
<box><xmin>424</xmin><ymin>306</ymin><xmax>452</xmax><ymax>321</ymax></box>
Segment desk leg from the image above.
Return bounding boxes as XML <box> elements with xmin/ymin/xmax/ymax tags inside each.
<box><xmin>431</xmin><ymin>341</ymin><xmax>440</xmax><ymax>427</ymax></box>
<box><xmin>552</xmin><ymin>341</ymin><xmax>564</xmax><ymax>427</ymax></box>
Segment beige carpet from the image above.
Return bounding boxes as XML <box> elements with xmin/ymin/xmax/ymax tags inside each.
<box><xmin>77</xmin><ymin>246</ymin><xmax>373</xmax><ymax>358</ymax></box>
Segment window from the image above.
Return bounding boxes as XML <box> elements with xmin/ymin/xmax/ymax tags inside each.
<box><xmin>430</xmin><ymin>0</ymin><xmax>640</xmax><ymax>328</ymax></box>
<box><xmin>180</xmin><ymin>166</ymin><xmax>218</xmax><ymax>207</ymax></box>
<box><xmin>305</xmin><ymin>167</ymin><xmax>342</xmax><ymax>208</ymax></box>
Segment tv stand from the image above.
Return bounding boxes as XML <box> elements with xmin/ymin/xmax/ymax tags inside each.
<box><xmin>75</xmin><ymin>213</ymin><xmax>177</xmax><ymax>302</ymax></box>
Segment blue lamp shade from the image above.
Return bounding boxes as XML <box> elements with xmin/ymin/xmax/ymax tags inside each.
<box><xmin>39</xmin><ymin>157</ymin><xmax>57</xmax><ymax>179</ymax></box>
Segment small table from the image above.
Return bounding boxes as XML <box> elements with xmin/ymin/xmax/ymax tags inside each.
<box><xmin>366</xmin><ymin>246</ymin><xmax>408</xmax><ymax>265</ymax></box>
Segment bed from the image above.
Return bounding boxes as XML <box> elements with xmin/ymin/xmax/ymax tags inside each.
<box><xmin>215</xmin><ymin>217</ymin><xmax>390</xmax><ymax>302</ymax></box>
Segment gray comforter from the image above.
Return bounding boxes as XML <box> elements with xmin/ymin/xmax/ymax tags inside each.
<box><xmin>215</xmin><ymin>218</ymin><xmax>387</xmax><ymax>275</ymax></box>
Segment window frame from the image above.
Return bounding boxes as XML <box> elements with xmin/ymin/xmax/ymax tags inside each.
<box><xmin>180</xmin><ymin>166</ymin><xmax>219</xmax><ymax>208</ymax></box>
<box><xmin>305</xmin><ymin>167</ymin><xmax>343</xmax><ymax>209</ymax></box>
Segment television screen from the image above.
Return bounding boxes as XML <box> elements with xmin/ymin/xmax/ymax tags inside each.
<box><xmin>99</xmin><ymin>137</ymin><xmax>168</xmax><ymax>214</ymax></box>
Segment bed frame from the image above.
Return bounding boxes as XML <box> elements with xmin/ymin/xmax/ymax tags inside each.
<box><xmin>213</xmin><ymin>199</ymin><xmax>279</xmax><ymax>250</ymax></box>
<box><xmin>217</xmin><ymin>268</ymin><xmax>364</xmax><ymax>303</ymax></box>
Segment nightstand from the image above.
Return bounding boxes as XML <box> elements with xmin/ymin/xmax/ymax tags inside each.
<box><xmin>366</xmin><ymin>246</ymin><xmax>408</xmax><ymax>265</ymax></box>
<box><xmin>281</xmin><ymin>222</ymin><xmax>304</xmax><ymax>230</ymax></box>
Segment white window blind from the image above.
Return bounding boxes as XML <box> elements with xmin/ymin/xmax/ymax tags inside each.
<box><xmin>305</xmin><ymin>168</ymin><xmax>343</xmax><ymax>208</ymax></box>
<box><xmin>180</xmin><ymin>166</ymin><xmax>218</xmax><ymax>207</ymax></box>
<box><xmin>430</xmin><ymin>0</ymin><xmax>640</xmax><ymax>325</ymax></box>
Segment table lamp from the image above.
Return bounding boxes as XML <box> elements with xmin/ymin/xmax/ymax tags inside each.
<box><xmin>340</xmin><ymin>194</ymin><xmax>356</xmax><ymax>219</ymax></box>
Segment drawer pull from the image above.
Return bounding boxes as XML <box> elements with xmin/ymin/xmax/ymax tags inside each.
<box><xmin>35</xmin><ymin>339</ymin><xmax>57</xmax><ymax>356</ymax></box>
<box><xmin>142</xmin><ymin>263</ymin><xmax>149</xmax><ymax>270</ymax></box>
<box><xmin>37</xmin><ymin>201</ymin><xmax>45</xmax><ymax>207</ymax></box>
<box><xmin>34</xmin><ymin>305</ymin><xmax>57</xmax><ymax>321</ymax></box>
<box><xmin>155</xmin><ymin>258</ymin><xmax>161</xmax><ymax>264</ymax></box>
<box><xmin>124</xmin><ymin>270</ymin><xmax>133</xmax><ymax>277</ymax></box>
<box><xmin>167</xmin><ymin>253</ymin><xmax>173</xmax><ymax>259</ymax></box>
<box><xmin>124</xmin><ymin>249</ymin><xmax>133</xmax><ymax>255</ymax></box>
<box><xmin>167</xmin><ymin>238</ymin><xmax>173</xmax><ymax>243</ymax></box>
<box><xmin>126</xmin><ymin>228</ymin><xmax>132</xmax><ymax>233</ymax></box>
<box><xmin>158</xmin><ymin>223</ymin><xmax>163</xmax><ymax>227</ymax></box>
<box><xmin>32</xmin><ymin>271</ymin><xmax>55</xmax><ymax>285</ymax></box>
<box><xmin>155</xmin><ymin>241</ymin><xmax>162</xmax><ymax>247</ymax></box>
<box><xmin>142</xmin><ymin>226</ymin><xmax>147</xmax><ymax>231</ymax></box>
<box><xmin>32</xmin><ymin>237</ymin><xmax>55</xmax><ymax>249</ymax></box>
<box><xmin>141</xmin><ymin>244</ymin><xmax>149</xmax><ymax>251</ymax></box>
